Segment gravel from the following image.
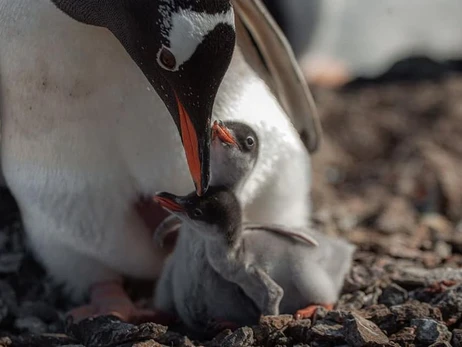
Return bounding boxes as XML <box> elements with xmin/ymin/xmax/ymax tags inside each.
<box><xmin>1</xmin><ymin>74</ymin><xmax>462</xmax><ymax>346</ymax></box>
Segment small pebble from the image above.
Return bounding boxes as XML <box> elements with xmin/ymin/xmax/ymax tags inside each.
<box><xmin>378</xmin><ymin>283</ymin><xmax>408</xmax><ymax>306</ymax></box>
<box><xmin>344</xmin><ymin>313</ymin><xmax>390</xmax><ymax>347</ymax></box>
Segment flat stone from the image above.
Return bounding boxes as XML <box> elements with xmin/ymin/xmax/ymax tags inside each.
<box><xmin>411</xmin><ymin>318</ymin><xmax>451</xmax><ymax>345</ymax></box>
<box><xmin>309</xmin><ymin>321</ymin><xmax>344</xmax><ymax>342</ymax></box>
<box><xmin>378</xmin><ymin>284</ymin><xmax>408</xmax><ymax>306</ymax></box>
<box><xmin>344</xmin><ymin>313</ymin><xmax>390</xmax><ymax>347</ymax></box>
<box><xmin>220</xmin><ymin>327</ymin><xmax>254</xmax><ymax>347</ymax></box>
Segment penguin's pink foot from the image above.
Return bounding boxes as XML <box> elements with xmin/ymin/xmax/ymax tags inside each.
<box><xmin>294</xmin><ymin>303</ymin><xmax>334</xmax><ymax>320</ymax></box>
<box><xmin>67</xmin><ymin>280</ymin><xmax>160</xmax><ymax>324</ymax></box>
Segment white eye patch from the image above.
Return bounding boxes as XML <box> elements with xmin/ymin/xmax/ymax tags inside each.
<box><xmin>158</xmin><ymin>7</ymin><xmax>235</xmax><ymax>71</ymax></box>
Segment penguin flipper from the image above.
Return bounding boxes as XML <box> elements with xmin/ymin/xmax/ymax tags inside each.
<box><xmin>232</xmin><ymin>0</ymin><xmax>322</xmax><ymax>153</ymax></box>
<box><xmin>242</xmin><ymin>222</ymin><xmax>319</xmax><ymax>247</ymax></box>
<box><xmin>152</xmin><ymin>214</ymin><xmax>182</xmax><ymax>248</ymax></box>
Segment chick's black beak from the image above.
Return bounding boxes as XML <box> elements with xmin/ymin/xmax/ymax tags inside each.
<box><xmin>175</xmin><ymin>94</ymin><xmax>211</xmax><ymax>197</ymax></box>
<box><xmin>154</xmin><ymin>192</ymin><xmax>185</xmax><ymax>212</ymax></box>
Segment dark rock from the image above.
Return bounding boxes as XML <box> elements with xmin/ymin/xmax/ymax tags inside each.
<box><xmin>411</xmin><ymin>318</ymin><xmax>451</xmax><ymax>345</ymax></box>
<box><xmin>14</xmin><ymin>316</ymin><xmax>48</xmax><ymax>334</ymax></box>
<box><xmin>266</xmin><ymin>330</ymin><xmax>292</xmax><ymax>347</ymax></box>
<box><xmin>379</xmin><ymin>284</ymin><xmax>408</xmax><ymax>306</ymax></box>
<box><xmin>286</xmin><ymin>319</ymin><xmax>311</xmax><ymax>343</ymax></box>
<box><xmin>219</xmin><ymin>327</ymin><xmax>254</xmax><ymax>347</ymax></box>
<box><xmin>452</xmin><ymin>329</ymin><xmax>462</xmax><ymax>347</ymax></box>
<box><xmin>309</xmin><ymin>321</ymin><xmax>344</xmax><ymax>343</ymax></box>
<box><xmin>205</xmin><ymin>329</ymin><xmax>233</xmax><ymax>347</ymax></box>
<box><xmin>359</xmin><ymin>304</ymin><xmax>393</xmax><ymax>330</ymax></box>
<box><xmin>66</xmin><ymin>316</ymin><xmax>167</xmax><ymax>347</ymax></box>
<box><xmin>431</xmin><ymin>283</ymin><xmax>462</xmax><ymax>325</ymax></box>
<box><xmin>344</xmin><ymin>312</ymin><xmax>390</xmax><ymax>347</ymax></box>
<box><xmin>383</xmin><ymin>301</ymin><xmax>442</xmax><ymax>334</ymax></box>
<box><xmin>389</xmin><ymin>327</ymin><xmax>416</xmax><ymax>346</ymax></box>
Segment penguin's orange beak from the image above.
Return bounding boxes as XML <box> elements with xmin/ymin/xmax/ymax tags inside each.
<box><xmin>212</xmin><ymin>120</ymin><xmax>237</xmax><ymax>146</ymax></box>
<box><xmin>175</xmin><ymin>95</ymin><xmax>210</xmax><ymax>196</ymax></box>
<box><xmin>154</xmin><ymin>192</ymin><xmax>185</xmax><ymax>213</ymax></box>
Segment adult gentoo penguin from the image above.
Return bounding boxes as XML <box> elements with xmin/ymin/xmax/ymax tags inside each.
<box><xmin>0</xmin><ymin>0</ymin><xmax>321</xmax><ymax>322</ymax></box>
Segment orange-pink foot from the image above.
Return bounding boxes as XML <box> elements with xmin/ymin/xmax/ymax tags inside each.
<box><xmin>294</xmin><ymin>303</ymin><xmax>334</xmax><ymax>320</ymax></box>
<box><xmin>67</xmin><ymin>280</ymin><xmax>160</xmax><ymax>325</ymax></box>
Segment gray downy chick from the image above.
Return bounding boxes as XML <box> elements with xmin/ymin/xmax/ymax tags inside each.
<box><xmin>153</xmin><ymin>186</ymin><xmax>355</xmax><ymax>333</ymax></box>
<box><xmin>153</xmin><ymin>120</ymin><xmax>259</xmax><ymax>247</ymax></box>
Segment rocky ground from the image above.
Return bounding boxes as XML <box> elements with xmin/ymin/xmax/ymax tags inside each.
<box><xmin>1</xmin><ymin>69</ymin><xmax>462</xmax><ymax>346</ymax></box>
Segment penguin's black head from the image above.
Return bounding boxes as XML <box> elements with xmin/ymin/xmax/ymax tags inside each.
<box><xmin>51</xmin><ymin>0</ymin><xmax>236</xmax><ymax>196</ymax></box>
<box><xmin>154</xmin><ymin>186</ymin><xmax>242</xmax><ymax>244</ymax></box>
<box><xmin>210</xmin><ymin>120</ymin><xmax>259</xmax><ymax>189</ymax></box>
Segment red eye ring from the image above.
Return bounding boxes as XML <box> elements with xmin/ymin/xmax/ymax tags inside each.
<box><xmin>158</xmin><ymin>47</ymin><xmax>176</xmax><ymax>70</ymax></box>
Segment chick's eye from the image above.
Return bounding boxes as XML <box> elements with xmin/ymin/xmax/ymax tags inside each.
<box><xmin>246</xmin><ymin>136</ymin><xmax>255</xmax><ymax>147</ymax></box>
<box><xmin>158</xmin><ymin>47</ymin><xmax>176</xmax><ymax>70</ymax></box>
<box><xmin>193</xmin><ymin>208</ymin><xmax>203</xmax><ymax>217</ymax></box>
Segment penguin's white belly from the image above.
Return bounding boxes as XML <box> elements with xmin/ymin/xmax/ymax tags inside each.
<box><xmin>0</xmin><ymin>0</ymin><xmax>311</xmax><ymax>292</ymax></box>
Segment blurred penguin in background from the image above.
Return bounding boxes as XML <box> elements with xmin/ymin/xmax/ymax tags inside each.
<box><xmin>263</xmin><ymin>0</ymin><xmax>462</xmax><ymax>87</ymax></box>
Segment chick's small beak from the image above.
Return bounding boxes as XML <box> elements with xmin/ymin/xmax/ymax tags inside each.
<box><xmin>154</xmin><ymin>192</ymin><xmax>185</xmax><ymax>212</ymax></box>
<box><xmin>212</xmin><ymin>120</ymin><xmax>237</xmax><ymax>146</ymax></box>
<box><xmin>175</xmin><ymin>95</ymin><xmax>210</xmax><ymax>196</ymax></box>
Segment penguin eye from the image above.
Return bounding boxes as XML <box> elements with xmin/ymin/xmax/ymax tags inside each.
<box><xmin>158</xmin><ymin>47</ymin><xmax>176</xmax><ymax>70</ymax></box>
<box><xmin>193</xmin><ymin>208</ymin><xmax>203</xmax><ymax>217</ymax></box>
<box><xmin>245</xmin><ymin>136</ymin><xmax>255</xmax><ymax>148</ymax></box>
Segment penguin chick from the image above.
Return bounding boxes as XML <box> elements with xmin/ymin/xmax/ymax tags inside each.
<box><xmin>153</xmin><ymin>120</ymin><xmax>259</xmax><ymax>249</ymax></box>
<box><xmin>153</xmin><ymin>187</ymin><xmax>356</xmax><ymax>333</ymax></box>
